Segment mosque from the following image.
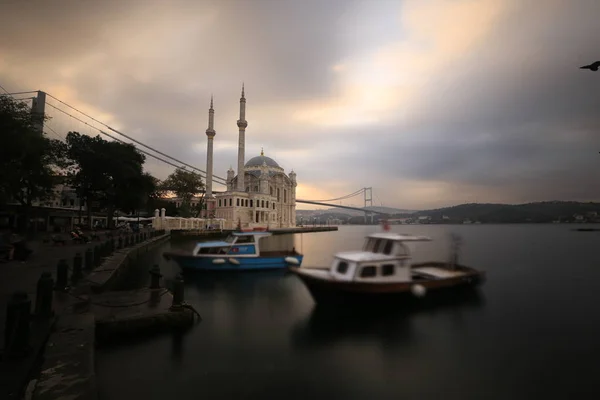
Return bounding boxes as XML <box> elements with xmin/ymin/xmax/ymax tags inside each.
<box><xmin>204</xmin><ymin>85</ymin><xmax>297</xmax><ymax>229</ymax></box>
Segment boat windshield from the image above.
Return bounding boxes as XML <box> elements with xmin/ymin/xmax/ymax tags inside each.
<box><xmin>363</xmin><ymin>238</ymin><xmax>398</xmax><ymax>256</ymax></box>
<box><xmin>224</xmin><ymin>235</ymin><xmax>236</xmax><ymax>244</ymax></box>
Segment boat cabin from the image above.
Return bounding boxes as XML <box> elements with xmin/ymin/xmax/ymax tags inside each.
<box><xmin>192</xmin><ymin>232</ymin><xmax>272</xmax><ymax>257</ymax></box>
<box><xmin>330</xmin><ymin>233</ymin><xmax>431</xmax><ymax>282</ymax></box>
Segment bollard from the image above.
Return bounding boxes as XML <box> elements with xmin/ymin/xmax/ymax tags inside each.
<box><xmin>94</xmin><ymin>245</ymin><xmax>101</xmax><ymax>266</ymax></box>
<box><xmin>109</xmin><ymin>238</ymin><xmax>115</xmax><ymax>254</ymax></box>
<box><xmin>55</xmin><ymin>259</ymin><xmax>69</xmax><ymax>290</ymax></box>
<box><xmin>170</xmin><ymin>274</ymin><xmax>185</xmax><ymax>311</ymax></box>
<box><xmin>85</xmin><ymin>248</ymin><xmax>94</xmax><ymax>270</ymax></box>
<box><xmin>4</xmin><ymin>291</ymin><xmax>31</xmax><ymax>358</ymax></box>
<box><xmin>72</xmin><ymin>253</ymin><xmax>83</xmax><ymax>283</ymax></box>
<box><xmin>149</xmin><ymin>265</ymin><xmax>163</xmax><ymax>289</ymax></box>
<box><xmin>35</xmin><ymin>272</ymin><xmax>54</xmax><ymax>318</ymax></box>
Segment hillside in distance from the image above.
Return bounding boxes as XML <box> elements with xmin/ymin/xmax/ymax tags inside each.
<box><xmin>414</xmin><ymin>201</ymin><xmax>600</xmax><ymax>223</ymax></box>
<box><xmin>297</xmin><ymin>201</ymin><xmax>600</xmax><ymax>224</ymax></box>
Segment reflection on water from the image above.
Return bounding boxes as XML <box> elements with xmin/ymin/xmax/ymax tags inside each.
<box><xmin>96</xmin><ymin>225</ymin><xmax>600</xmax><ymax>400</ymax></box>
<box><xmin>292</xmin><ymin>289</ymin><xmax>486</xmax><ymax>353</ymax></box>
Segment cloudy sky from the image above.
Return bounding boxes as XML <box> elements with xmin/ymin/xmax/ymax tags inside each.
<box><xmin>1</xmin><ymin>0</ymin><xmax>599</xmax><ymax>210</ymax></box>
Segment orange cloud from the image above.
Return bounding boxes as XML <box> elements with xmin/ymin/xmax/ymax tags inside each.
<box><xmin>285</xmin><ymin>0</ymin><xmax>507</xmax><ymax>129</ymax></box>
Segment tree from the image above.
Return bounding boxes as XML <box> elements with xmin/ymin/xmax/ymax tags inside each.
<box><xmin>117</xmin><ymin>172</ymin><xmax>158</xmax><ymax>215</ymax></box>
<box><xmin>64</xmin><ymin>132</ymin><xmax>109</xmax><ymax>226</ymax></box>
<box><xmin>160</xmin><ymin>168</ymin><xmax>205</xmax><ymax>217</ymax></box>
<box><xmin>0</xmin><ymin>95</ymin><xmax>66</xmax><ymax>231</ymax></box>
<box><xmin>65</xmin><ymin>132</ymin><xmax>151</xmax><ymax>228</ymax></box>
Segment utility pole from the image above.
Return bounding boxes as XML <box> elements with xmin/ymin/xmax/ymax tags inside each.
<box><xmin>31</xmin><ymin>91</ymin><xmax>46</xmax><ymax>135</ymax></box>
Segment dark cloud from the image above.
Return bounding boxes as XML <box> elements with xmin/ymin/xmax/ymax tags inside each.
<box><xmin>2</xmin><ymin>0</ymin><xmax>600</xmax><ymax>208</ymax></box>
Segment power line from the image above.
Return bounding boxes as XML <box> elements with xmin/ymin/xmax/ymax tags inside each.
<box><xmin>45</xmin><ymin>92</ymin><xmax>227</xmax><ymax>183</ymax></box>
<box><xmin>0</xmin><ymin>90</ymin><xmax>38</xmax><ymax>96</ymax></box>
<box><xmin>44</xmin><ymin>102</ymin><xmax>226</xmax><ymax>186</ymax></box>
<box><xmin>42</xmin><ymin>92</ymin><xmax>372</xmax><ymax>200</ymax></box>
<box><xmin>45</xmin><ymin>125</ymin><xmax>63</xmax><ymax>140</ymax></box>
<box><xmin>12</xmin><ymin>96</ymin><xmax>35</xmax><ymax>102</ymax></box>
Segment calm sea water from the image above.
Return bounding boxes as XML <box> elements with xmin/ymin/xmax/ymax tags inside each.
<box><xmin>96</xmin><ymin>225</ymin><xmax>600</xmax><ymax>399</ymax></box>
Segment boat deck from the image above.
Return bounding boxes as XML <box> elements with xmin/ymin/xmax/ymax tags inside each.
<box><xmin>412</xmin><ymin>266</ymin><xmax>467</xmax><ymax>279</ymax></box>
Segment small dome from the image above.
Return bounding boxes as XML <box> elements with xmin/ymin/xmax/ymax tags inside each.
<box><xmin>245</xmin><ymin>155</ymin><xmax>280</xmax><ymax>168</ymax></box>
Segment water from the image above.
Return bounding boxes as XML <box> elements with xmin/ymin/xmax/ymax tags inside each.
<box><xmin>96</xmin><ymin>225</ymin><xmax>600</xmax><ymax>399</ymax></box>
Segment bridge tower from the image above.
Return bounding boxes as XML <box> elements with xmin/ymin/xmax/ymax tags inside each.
<box><xmin>236</xmin><ymin>84</ymin><xmax>247</xmax><ymax>192</ymax></box>
<box><xmin>364</xmin><ymin>187</ymin><xmax>373</xmax><ymax>224</ymax></box>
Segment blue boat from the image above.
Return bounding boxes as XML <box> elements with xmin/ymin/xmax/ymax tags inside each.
<box><xmin>163</xmin><ymin>231</ymin><xmax>304</xmax><ymax>271</ymax></box>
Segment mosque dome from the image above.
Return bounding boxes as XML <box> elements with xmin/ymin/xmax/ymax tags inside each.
<box><xmin>245</xmin><ymin>151</ymin><xmax>281</xmax><ymax>169</ymax></box>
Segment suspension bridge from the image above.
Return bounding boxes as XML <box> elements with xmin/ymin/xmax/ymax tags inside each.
<box><xmin>1</xmin><ymin>89</ymin><xmax>388</xmax><ymax>220</ymax></box>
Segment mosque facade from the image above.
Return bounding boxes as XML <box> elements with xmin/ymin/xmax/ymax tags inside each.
<box><xmin>203</xmin><ymin>86</ymin><xmax>297</xmax><ymax>229</ymax></box>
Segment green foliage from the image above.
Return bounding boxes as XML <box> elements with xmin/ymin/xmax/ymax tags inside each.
<box><xmin>161</xmin><ymin>168</ymin><xmax>205</xmax><ymax>216</ymax></box>
<box><xmin>0</xmin><ymin>95</ymin><xmax>66</xmax><ymax>211</ymax></box>
<box><xmin>64</xmin><ymin>132</ymin><xmax>155</xmax><ymax>226</ymax></box>
<box><xmin>161</xmin><ymin>168</ymin><xmax>204</xmax><ymax>202</ymax></box>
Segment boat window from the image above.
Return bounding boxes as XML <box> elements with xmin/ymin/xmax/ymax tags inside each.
<box><xmin>337</xmin><ymin>261</ymin><xmax>349</xmax><ymax>274</ymax></box>
<box><xmin>199</xmin><ymin>247</ymin><xmax>225</xmax><ymax>254</ymax></box>
<box><xmin>235</xmin><ymin>235</ymin><xmax>255</xmax><ymax>244</ymax></box>
<box><xmin>363</xmin><ymin>238</ymin><xmax>375</xmax><ymax>251</ymax></box>
<box><xmin>360</xmin><ymin>265</ymin><xmax>377</xmax><ymax>278</ymax></box>
<box><xmin>381</xmin><ymin>264</ymin><xmax>395</xmax><ymax>276</ymax></box>
<box><xmin>383</xmin><ymin>240</ymin><xmax>393</xmax><ymax>255</ymax></box>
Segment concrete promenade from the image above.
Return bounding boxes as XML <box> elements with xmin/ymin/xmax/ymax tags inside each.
<box><xmin>0</xmin><ymin>229</ymin><xmax>168</xmax><ymax>399</ymax></box>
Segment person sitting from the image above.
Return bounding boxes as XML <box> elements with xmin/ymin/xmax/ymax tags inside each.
<box><xmin>8</xmin><ymin>233</ymin><xmax>31</xmax><ymax>261</ymax></box>
<box><xmin>74</xmin><ymin>227</ymin><xmax>90</xmax><ymax>243</ymax></box>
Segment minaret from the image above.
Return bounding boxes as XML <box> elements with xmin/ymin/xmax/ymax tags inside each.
<box><xmin>236</xmin><ymin>84</ymin><xmax>247</xmax><ymax>192</ymax></box>
<box><xmin>227</xmin><ymin>166</ymin><xmax>235</xmax><ymax>192</ymax></box>
<box><xmin>205</xmin><ymin>95</ymin><xmax>216</xmax><ymax>198</ymax></box>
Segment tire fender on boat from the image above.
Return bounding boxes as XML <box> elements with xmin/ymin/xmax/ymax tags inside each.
<box><xmin>228</xmin><ymin>258</ymin><xmax>240</xmax><ymax>265</ymax></box>
<box><xmin>285</xmin><ymin>257</ymin><xmax>300</xmax><ymax>265</ymax></box>
<box><xmin>212</xmin><ymin>258</ymin><xmax>226</xmax><ymax>264</ymax></box>
<box><xmin>411</xmin><ymin>284</ymin><xmax>427</xmax><ymax>298</ymax></box>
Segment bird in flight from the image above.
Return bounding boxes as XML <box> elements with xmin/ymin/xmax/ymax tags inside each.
<box><xmin>580</xmin><ymin>61</ymin><xmax>600</xmax><ymax>71</ymax></box>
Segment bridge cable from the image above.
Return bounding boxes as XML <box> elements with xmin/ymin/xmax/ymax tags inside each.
<box><xmin>45</xmin><ymin>92</ymin><xmax>227</xmax><ymax>184</ymax></box>
<box><xmin>306</xmin><ymin>188</ymin><xmax>365</xmax><ymax>202</ymax></box>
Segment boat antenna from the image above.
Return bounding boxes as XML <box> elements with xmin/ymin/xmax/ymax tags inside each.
<box><xmin>448</xmin><ymin>233</ymin><xmax>462</xmax><ymax>270</ymax></box>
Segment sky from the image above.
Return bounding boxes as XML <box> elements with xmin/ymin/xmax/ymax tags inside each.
<box><xmin>1</xmin><ymin>0</ymin><xmax>599</xmax><ymax>210</ymax></box>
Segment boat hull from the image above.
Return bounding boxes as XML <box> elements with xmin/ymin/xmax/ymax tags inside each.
<box><xmin>164</xmin><ymin>252</ymin><xmax>304</xmax><ymax>271</ymax></box>
<box><xmin>290</xmin><ymin>263</ymin><xmax>485</xmax><ymax>306</ymax></box>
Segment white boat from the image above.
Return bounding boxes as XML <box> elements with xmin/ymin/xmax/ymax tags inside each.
<box><xmin>290</xmin><ymin>230</ymin><xmax>485</xmax><ymax>306</ymax></box>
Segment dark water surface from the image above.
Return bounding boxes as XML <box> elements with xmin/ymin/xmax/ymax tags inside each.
<box><xmin>96</xmin><ymin>225</ymin><xmax>600</xmax><ymax>399</ymax></box>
